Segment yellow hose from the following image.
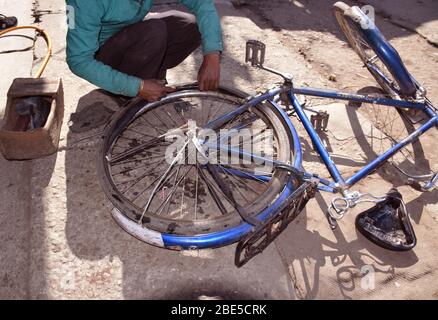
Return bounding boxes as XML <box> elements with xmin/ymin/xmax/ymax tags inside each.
<box><xmin>0</xmin><ymin>25</ymin><xmax>52</xmax><ymax>78</ymax></box>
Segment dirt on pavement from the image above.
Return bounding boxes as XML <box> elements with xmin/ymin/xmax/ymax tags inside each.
<box><xmin>0</xmin><ymin>0</ymin><xmax>437</xmax><ymax>300</ymax></box>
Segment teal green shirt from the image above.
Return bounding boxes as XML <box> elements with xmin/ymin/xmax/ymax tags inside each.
<box><xmin>66</xmin><ymin>0</ymin><xmax>223</xmax><ymax>97</ymax></box>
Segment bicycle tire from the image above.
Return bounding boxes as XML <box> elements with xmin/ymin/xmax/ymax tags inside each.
<box><xmin>334</xmin><ymin>2</ymin><xmax>417</xmax><ymax>98</ymax></box>
<box><xmin>97</xmin><ymin>84</ymin><xmax>302</xmax><ymax>249</ymax></box>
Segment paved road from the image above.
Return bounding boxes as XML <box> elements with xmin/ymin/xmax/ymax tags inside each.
<box><xmin>1</xmin><ymin>0</ymin><xmax>437</xmax><ymax>299</ymax></box>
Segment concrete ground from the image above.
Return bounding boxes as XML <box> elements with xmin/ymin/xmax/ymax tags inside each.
<box><xmin>0</xmin><ymin>0</ymin><xmax>437</xmax><ymax>299</ymax></box>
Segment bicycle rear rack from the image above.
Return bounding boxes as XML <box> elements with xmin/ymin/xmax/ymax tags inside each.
<box><xmin>235</xmin><ymin>181</ymin><xmax>317</xmax><ymax>268</ymax></box>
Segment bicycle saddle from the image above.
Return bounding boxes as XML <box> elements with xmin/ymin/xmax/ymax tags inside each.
<box><xmin>355</xmin><ymin>189</ymin><xmax>417</xmax><ymax>251</ymax></box>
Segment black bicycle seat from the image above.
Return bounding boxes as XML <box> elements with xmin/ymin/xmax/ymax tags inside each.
<box><xmin>355</xmin><ymin>189</ymin><xmax>417</xmax><ymax>251</ymax></box>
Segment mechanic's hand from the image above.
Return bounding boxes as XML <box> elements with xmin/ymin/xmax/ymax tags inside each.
<box><xmin>138</xmin><ymin>79</ymin><xmax>176</xmax><ymax>102</ymax></box>
<box><xmin>198</xmin><ymin>52</ymin><xmax>221</xmax><ymax>91</ymax></box>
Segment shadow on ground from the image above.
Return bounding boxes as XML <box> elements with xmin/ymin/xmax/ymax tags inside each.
<box><xmin>276</xmin><ymin>193</ymin><xmax>420</xmax><ymax>300</ymax></box>
<box><xmin>59</xmin><ymin>0</ymin><xmax>437</xmax><ymax>299</ymax></box>
<box><xmin>228</xmin><ymin>0</ymin><xmax>438</xmax><ymax>43</ymax></box>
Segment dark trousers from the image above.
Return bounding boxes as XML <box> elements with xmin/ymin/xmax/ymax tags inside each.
<box><xmin>96</xmin><ymin>11</ymin><xmax>202</xmax><ymax>81</ymax></box>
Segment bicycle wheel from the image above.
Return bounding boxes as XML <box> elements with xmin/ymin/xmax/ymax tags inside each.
<box><xmin>98</xmin><ymin>85</ymin><xmax>298</xmax><ymax>240</ymax></box>
<box><xmin>334</xmin><ymin>2</ymin><xmax>417</xmax><ymax>98</ymax></box>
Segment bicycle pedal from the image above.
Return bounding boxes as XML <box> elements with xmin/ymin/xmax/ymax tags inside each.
<box><xmin>310</xmin><ymin>111</ymin><xmax>329</xmax><ymax>132</ymax></box>
<box><xmin>246</xmin><ymin>40</ymin><xmax>266</xmax><ymax>67</ymax></box>
<box><xmin>400</xmin><ymin>108</ymin><xmax>427</xmax><ymax>125</ymax></box>
<box><xmin>235</xmin><ymin>182</ymin><xmax>316</xmax><ymax>267</ymax></box>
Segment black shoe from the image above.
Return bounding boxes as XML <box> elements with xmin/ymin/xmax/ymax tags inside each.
<box><xmin>355</xmin><ymin>188</ymin><xmax>417</xmax><ymax>251</ymax></box>
<box><xmin>0</xmin><ymin>14</ymin><xmax>18</xmax><ymax>31</ymax></box>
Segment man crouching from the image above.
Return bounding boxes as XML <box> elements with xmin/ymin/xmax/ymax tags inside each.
<box><xmin>66</xmin><ymin>0</ymin><xmax>223</xmax><ymax>102</ymax></box>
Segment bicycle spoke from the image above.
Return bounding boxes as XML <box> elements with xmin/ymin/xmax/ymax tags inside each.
<box><xmin>112</xmin><ymin>157</ymin><xmax>165</xmax><ymax>177</ymax></box>
<box><xmin>151</xmin><ymin>110</ymin><xmax>172</xmax><ymax>132</ymax></box>
<box><xmin>221</xmin><ymin>164</ymin><xmax>273</xmax><ymax>179</ymax></box>
<box><xmin>110</xmin><ymin>151</ymin><xmax>167</xmax><ymax>167</ymax></box>
<box><xmin>156</xmin><ymin>105</ymin><xmax>184</xmax><ymax>129</ymax></box>
<box><xmin>217</xmin><ymin>165</ymin><xmax>251</xmax><ymax>204</ymax></box>
<box><xmin>205</xmin><ymin>100</ymin><xmax>224</xmax><ymax>124</ymax></box>
<box><xmin>367</xmin><ymin>55</ymin><xmax>378</xmax><ymax>64</ymax></box>
<box><xmin>197</xmin><ymin>165</ymin><xmax>230</xmax><ymax>216</ymax></box>
<box><xmin>109</xmin><ymin>137</ymin><xmax>165</xmax><ymax>164</ymax></box>
<box><xmin>231</xmin><ymin>128</ymin><xmax>268</xmax><ymax>149</ymax></box>
<box><xmin>219</xmin><ymin>165</ymin><xmax>262</xmax><ymax>195</ymax></box>
<box><xmin>118</xmin><ymin>160</ymin><xmax>167</xmax><ymax>195</ymax></box>
<box><xmin>109</xmin><ymin>123</ymin><xmax>187</xmax><ymax>165</ymax></box>
<box><xmin>112</xmin><ymin>143</ymin><xmax>165</xmax><ymax>159</ymax></box>
<box><xmin>194</xmin><ymin>165</ymin><xmax>200</xmax><ymax>220</ymax></box>
<box><xmin>137</xmin><ymin>116</ymin><xmax>167</xmax><ymax>135</ymax></box>
<box><xmin>156</xmin><ymin>165</ymin><xmax>187</xmax><ymax>216</ymax></box>
<box><xmin>124</xmin><ymin>127</ymin><xmax>157</xmax><ymax>140</ymax></box>
<box><xmin>164</xmin><ymin>167</ymin><xmax>194</xmax><ymax>218</ymax></box>
<box><xmin>129</xmin><ymin>168</ymin><xmax>169</xmax><ymax>203</ymax></box>
<box><xmin>117</xmin><ymin>135</ymin><xmax>149</xmax><ymax>144</ymax></box>
<box><xmin>180</xmin><ymin>168</ymin><xmax>187</xmax><ymax>217</ymax></box>
<box><xmin>139</xmin><ymin>140</ymin><xmax>189</xmax><ymax>223</ymax></box>
<box><xmin>172</xmin><ymin>108</ymin><xmax>190</xmax><ymax>127</ymax></box>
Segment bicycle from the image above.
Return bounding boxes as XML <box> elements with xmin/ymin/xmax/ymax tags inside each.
<box><xmin>97</xmin><ymin>2</ymin><xmax>438</xmax><ymax>267</ymax></box>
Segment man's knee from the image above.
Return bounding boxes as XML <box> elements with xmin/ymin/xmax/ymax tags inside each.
<box><xmin>180</xmin><ymin>14</ymin><xmax>201</xmax><ymax>47</ymax></box>
<box><xmin>138</xmin><ymin>19</ymin><xmax>168</xmax><ymax>49</ymax></box>
<box><xmin>159</xmin><ymin>11</ymin><xmax>201</xmax><ymax>45</ymax></box>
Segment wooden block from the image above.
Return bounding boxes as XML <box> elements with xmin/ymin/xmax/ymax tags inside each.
<box><xmin>0</xmin><ymin>78</ymin><xmax>64</xmax><ymax>160</ymax></box>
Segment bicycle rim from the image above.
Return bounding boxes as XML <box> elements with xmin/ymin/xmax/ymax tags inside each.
<box><xmin>98</xmin><ymin>90</ymin><xmax>296</xmax><ymax>236</ymax></box>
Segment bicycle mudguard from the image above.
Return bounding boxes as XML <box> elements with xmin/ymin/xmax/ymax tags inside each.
<box><xmin>344</xmin><ymin>6</ymin><xmax>417</xmax><ymax>97</ymax></box>
<box><xmin>355</xmin><ymin>189</ymin><xmax>417</xmax><ymax>251</ymax></box>
<box><xmin>235</xmin><ymin>181</ymin><xmax>317</xmax><ymax>268</ymax></box>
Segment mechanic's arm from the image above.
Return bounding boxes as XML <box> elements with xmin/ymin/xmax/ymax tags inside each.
<box><xmin>181</xmin><ymin>0</ymin><xmax>224</xmax><ymax>91</ymax></box>
<box><xmin>66</xmin><ymin>0</ymin><xmax>142</xmax><ymax>97</ymax></box>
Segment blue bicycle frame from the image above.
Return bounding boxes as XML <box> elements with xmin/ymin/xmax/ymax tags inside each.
<box><xmin>288</xmin><ymin>86</ymin><xmax>438</xmax><ymax>190</ymax></box>
<box><xmin>205</xmin><ymin>83</ymin><xmax>438</xmax><ymax>194</ymax></box>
